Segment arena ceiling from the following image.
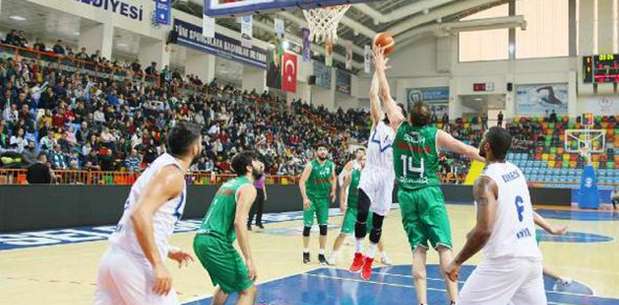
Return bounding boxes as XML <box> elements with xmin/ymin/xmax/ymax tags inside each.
<box><xmin>177</xmin><ymin>0</ymin><xmax>511</xmax><ymax>71</ymax></box>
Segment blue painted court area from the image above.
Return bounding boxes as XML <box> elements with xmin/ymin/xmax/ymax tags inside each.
<box><xmin>536</xmin><ymin>229</ymin><xmax>614</xmax><ymax>243</ymax></box>
<box><xmin>184</xmin><ymin>265</ymin><xmax>618</xmax><ymax>305</ymax></box>
<box><xmin>536</xmin><ymin>209</ymin><xmax>619</xmax><ymax>221</ymax></box>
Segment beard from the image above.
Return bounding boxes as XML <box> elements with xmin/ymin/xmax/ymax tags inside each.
<box><xmin>318</xmin><ymin>156</ymin><xmax>327</xmax><ymax>161</ymax></box>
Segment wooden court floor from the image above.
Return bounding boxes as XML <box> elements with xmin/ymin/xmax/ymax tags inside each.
<box><xmin>1</xmin><ymin>204</ymin><xmax>618</xmax><ymax>305</ymax></box>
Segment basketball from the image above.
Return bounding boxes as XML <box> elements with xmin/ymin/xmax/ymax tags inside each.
<box><xmin>373</xmin><ymin>32</ymin><xmax>395</xmax><ymax>56</ymax></box>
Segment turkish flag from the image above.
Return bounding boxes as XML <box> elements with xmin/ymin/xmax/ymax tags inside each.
<box><xmin>281</xmin><ymin>52</ymin><xmax>297</xmax><ymax>93</ymax></box>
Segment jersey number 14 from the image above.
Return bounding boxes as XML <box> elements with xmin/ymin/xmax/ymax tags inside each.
<box><xmin>400</xmin><ymin>155</ymin><xmax>425</xmax><ymax>177</ymax></box>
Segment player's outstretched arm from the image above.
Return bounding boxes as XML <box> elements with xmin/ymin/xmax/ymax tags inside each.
<box><xmin>130</xmin><ymin>165</ymin><xmax>184</xmax><ymax>295</ymax></box>
<box><xmin>373</xmin><ymin>47</ymin><xmax>404</xmax><ymax>127</ymax></box>
<box><xmin>446</xmin><ymin>176</ymin><xmax>497</xmax><ymax>281</ymax></box>
<box><xmin>235</xmin><ymin>184</ymin><xmax>258</xmax><ymax>280</ymax></box>
<box><xmin>534</xmin><ymin>211</ymin><xmax>568</xmax><ymax>235</ymax></box>
<box><xmin>299</xmin><ymin>163</ymin><xmax>313</xmax><ymax>209</ymax></box>
<box><xmin>369</xmin><ymin>71</ymin><xmax>383</xmax><ymax>128</ymax></box>
<box><xmin>436</xmin><ymin>130</ymin><xmax>485</xmax><ymax>162</ymax></box>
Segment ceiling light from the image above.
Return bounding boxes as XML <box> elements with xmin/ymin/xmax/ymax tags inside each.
<box><xmin>117</xmin><ymin>43</ymin><xmax>128</xmax><ymax>48</ymax></box>
<box><xmin>474</xmin><ymin>98</ymin><xmax>483</xmax><ymax>101</ymax></box>
<box><xmin>10</xmin><ymin>15</ymin><xmax>26</xmax><ymax>21</ymax></box>
<box><xmin>74</xmin><ymin>31</ymin><xmax>80</xmax><ymax>36</ymax></box>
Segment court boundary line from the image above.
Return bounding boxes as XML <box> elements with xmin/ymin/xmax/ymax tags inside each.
<box><xmin>181</xmin><ymin>266</ymin><xmax>324</xmax><ymax>304</ymax></box>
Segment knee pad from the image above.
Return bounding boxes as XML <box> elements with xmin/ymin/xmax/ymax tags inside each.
<box><xmin>319</xmin><ymin>224</ymin><xmax>328</xmax><ymax>236</ymax></box>
<box><xmin>302</xmin><ymin>226</ymin><xmax>311</xmax><ymax>237</ymax></box>
<box><xmin>369</xmin><ymin>227</ymin><xmax>382</xmax><ymax>244</ymax></box>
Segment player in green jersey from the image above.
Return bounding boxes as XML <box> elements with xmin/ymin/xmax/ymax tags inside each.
<box><xmin>326</xmin><ymin>152</ymin><xmax>391</xmax><ymax>266</ymax></box>
<box><xmin>373</xmin><ymin>46</ymin><xmax>485</xmax><ymax>305</ymax></box>
<box><xmin>193</xmin><ymin>151</ymin><xmax>265</xmax><ymax>305</ymax></box>
<box><xmin>298</xmin><ymin>144</ymin><xmax>337</xmax><ymax>265</ymax></box>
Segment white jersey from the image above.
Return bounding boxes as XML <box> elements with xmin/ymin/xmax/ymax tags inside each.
<box><xmin>361</xmin><ymin>121</ymin><xmax>395</xmax><ymax>178</ymax></box>
<box><xmin>480</xmin><ymin>162</ymin><xmax>541</xmax><ymax>260</ymax></box>
<box><xmin>109</xmin><ymin>153</ymin><xmax>187</xmax><ymax>260</ymax></box>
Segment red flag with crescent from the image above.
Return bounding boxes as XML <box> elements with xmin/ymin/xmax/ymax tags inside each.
<box><xmin>281</xmin><ymin>52</ymin><xmax>297</xmax><ymax>93</ymax></box>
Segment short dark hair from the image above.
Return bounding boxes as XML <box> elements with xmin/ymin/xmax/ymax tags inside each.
<box><xmin>486</xmin><ymin>126</ymin><xmax>512</xmax><ymax>160</ymax></box>
<box><xmin>231</xmin><ymin>151</ymin><xmax>256</xmax><ymax>176</ymax></box>
<box><xmin>355</xmin><ymin>147</ymin><xmax>366</xmax><ymax>153</ymax></box>
<box><xmin>409</xmin><ymin>102</ymin><xmax>431</xmax><ymax>127</ymax></box>
<box><xmin>166</xmin><ymin>122</ymin><xmax>201</xmax><ymax>157</ymax></box>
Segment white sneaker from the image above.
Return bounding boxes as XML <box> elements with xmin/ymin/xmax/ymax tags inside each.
<box><xmin>552</xmin><ymin>278</ymin><xmax>573</xmax><ymax>291</ymax></box>
<box><xmin>326</xmin><ymin>254</ymin><xmax>337</xmax><ymax>266</ymax></box>
<box><xmin>380</xmin><ymin>253</ymin><xmax>392</xmax><ymax>265</ymax></box>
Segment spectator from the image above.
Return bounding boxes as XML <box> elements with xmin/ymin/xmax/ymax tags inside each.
<box><xmin>76</xmin><ymin>47</ymin><xmax>89</xmax><ymax>61</ymax></box>
<box><xmin>39</xmin><ymin>130</ymin><xmax>56</xmax><ymax>152</ymax></box>
<box><xmin>612</xmin><ymin>187</ymin><xmax>618</xmax><ymax>210</ymax></box>
<box><xmin>124</xmin><ymin>148</ymin><xmax>142</xmax><ymax>172</ymax></box>
<box><xmin>9</xmin><ymin>127</ymin><xmax>27</xmax><ymax>153</ymax></box>
<box><xmin>549</xmin><ymin>110</ymin><xmax>558</xmax><ymax>123</ymax></box>
<box><xmin>49</xmin><ymin>144</ymin><xmax>67</xmax><ymax>169</ymax></box>
<box><xmin>84</xmin><ymin>149</ymin><xmax>101</xmax><ymax>170</ymax></box>
<box><xmin>497</xmin><ymin>111</ymin><xmax>504</xmax><ymax>127</ymax></box>
<box><xmin>52</xmin><ymin>40</ymin><xmax>65</xmax><ymax>55</ymax></box>
<box><xmin>22</xmin><ymin>140</ymin><xmax>38</xmax><ymax>164</ymax></box>
<box><xmin>26</xmin><ymin>153</ymin><xmax>53</xmax><ymax>184</ymax></box>
<box><xmin>144</xmin><ymin>62</ymin><xmax>157</xmax><ymax>76</ymax></box>
<box><xmin>33</xmin><ymin>38</ymin><xmax>46</xmax><ymax>52</ymax></box>
<box><xmin>481</xmin><ymin>112</ymin><xmax>488</xmax><ymax>130</ymax></box>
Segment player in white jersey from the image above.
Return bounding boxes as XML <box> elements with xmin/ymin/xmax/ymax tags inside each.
<box><xmin>94</xmin><ymin>122</ymin><xmax>203</xmax><ymax>305</ymax></box>
<box><xmin>349</xmin><ymin>71</ymin><xmax>404</xmax><ymax>280</ymax></box>
<box><xmin>446</xmin><ymin>127</ymin><xmax>547</xmax><ymax>305</ymax></box>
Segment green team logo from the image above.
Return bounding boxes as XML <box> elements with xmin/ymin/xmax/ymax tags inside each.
<box><xmin>403</xmin><ymin>132</ymin><xmax>425</xmax><ymax>145</ymax></box>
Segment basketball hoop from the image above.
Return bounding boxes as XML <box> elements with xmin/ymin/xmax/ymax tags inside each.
<box><xmin>303</xmin><ymin>4</ymin><xmax>351</xmax><ymax>43</ymax></box>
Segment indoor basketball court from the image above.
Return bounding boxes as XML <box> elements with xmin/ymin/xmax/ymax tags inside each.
<box><xmin>0</xmin><ymin>0</ymin><xmax>618</xmax><ymax>305</ymax></box>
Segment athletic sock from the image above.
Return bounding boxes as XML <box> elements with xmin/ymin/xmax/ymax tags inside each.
<box><xmin>303</xmin><ymin>248</ymin><xmax>309</xmax><ymax>254</ymax></box>
<box><xmin>355</xmin><ymin>238</ymin><xmax>363</xmax><ymax>253</ymax></box>
<box><xmin>366</xmin><ymin>243</ymin><xmax>377</xmax><ymax>259</ymax></box>
<box><xmin>318</xmin><ymin>249</ymin><xmax>325</xmax><ymax>255</ymax></box>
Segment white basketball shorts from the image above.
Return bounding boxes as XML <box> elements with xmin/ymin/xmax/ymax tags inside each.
<box><xmin>94</xmin><ymin>246</ymin><xmax>178</xmax><ymax>305</ymax></box>
<box><xmin>359</xmin><ymin>171</ymin><xmax>395</xmax><ymax>216</ymax></box>
<box><xmin>458</xmin><ymin>257</ymin><xmax>547</xmax><ymax>305</ymax></box>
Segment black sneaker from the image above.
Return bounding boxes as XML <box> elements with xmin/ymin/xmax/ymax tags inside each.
<box><xmin>318</xmin><ymin>254</ymin><xmax>327</xmax><ymax>265</ymax></box>
<box><xmin>303</xmin><ymin>252</ymin><xmax>310</xmax><ymax>264</ymax></box>
<box><xmin>257</xmin><ymin>223</ymin><xmax>264</xmax><ymax>229</ymax></box>
<box><xmin>247</xmin><ymin>224</ymin><xmax>252</xmax><ymax>231</ymax></box>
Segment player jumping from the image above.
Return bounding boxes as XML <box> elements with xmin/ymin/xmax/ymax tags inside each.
<box><xmin>348</xmin><ymin>71</ymin><xmax>403</xmax><ymax>280</ymax></box>
<box><xmin>374</xmin><ymin>47</ymin><xmax>484</xmax><ymax>305</ymax></box>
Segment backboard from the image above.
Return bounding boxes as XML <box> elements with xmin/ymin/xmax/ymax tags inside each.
<box><xmin>204</xmin><ymin>0</ymin><xmax>373</xmax><ymax>17</ymax></box>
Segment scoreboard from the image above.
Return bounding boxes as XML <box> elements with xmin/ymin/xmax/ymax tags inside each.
<box><xmin>583</xmin><ymin>54</ymin><xmax>619</xmax><ymax>83</ymax></box>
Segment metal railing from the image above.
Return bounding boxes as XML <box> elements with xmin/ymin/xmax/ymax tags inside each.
<box><xmin>0</xmin><ymin>168</ymin><xmax>300</xmax><ymax>185</ymax></box>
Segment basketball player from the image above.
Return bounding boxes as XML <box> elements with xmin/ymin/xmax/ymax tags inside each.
<box><xmin>446</xmin><ymin>127</ymin><xmax>547</xmax><ymax>305</ymax></box>
<box><xmin>299</xmin><ymin>144</ymin><xmax>336</xmax><ymax>264</ymax></box>
<box><xmin>349</xmin><ymin>71</ymin><xmax>402</xmax><ymax>280</ymax></box>
<box><xmin>94</xmin><ymin>122</ymin><xmax>202</xmax><ymax>305</ymax></box>
<box><xmin>374</xmin><ymin>47</ymin><xmax>484</xmax><ymax>305</ymax></box>
<box><xmin>193</xmin><ymin>151</ymin><xmax>265</xmax><ymax>305</ymax></box>
<box><xmin>327</xmin><ymin>152</ymin><xmax>391</xmax><ymax>266</ymax></box>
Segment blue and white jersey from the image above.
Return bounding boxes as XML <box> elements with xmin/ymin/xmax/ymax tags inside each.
<box><xmin>480</xmin><ymin>162</ymin><xmax>542</xmax><ymax>260</ymax></box>
<box><xmin>361</xmin><ymin>121</ymin><xmax>395</xmax><ymax>177</ymax></box>
<box><xmin>109</xmin><ymin>153</ymin><xmax>187</xmax><ymax>260</ymax></box>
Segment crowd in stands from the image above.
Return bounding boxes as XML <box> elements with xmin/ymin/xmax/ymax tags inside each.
<box><xmin>0</xmin><ymin>34</ymin><xmax>371</xmax><ymax>178</ymax></box>
<box><xmin>1</xmin><ymin>31</ymin><xmax>616</xmax><ymax>186</ymax></box>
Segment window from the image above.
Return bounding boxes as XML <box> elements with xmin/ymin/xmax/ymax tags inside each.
<box><xmin>515</xmin><ymin>0</ymin><xmax>569</xmax><ymax>59</ymax></box>
<box><xmin>458</xmin><ymin>4</ymin><xmax>509</xmax><ymax>62</ymax></box>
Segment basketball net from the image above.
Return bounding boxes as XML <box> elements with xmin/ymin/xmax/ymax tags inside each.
<box><xmin>303</xmin><ymin>4</ymin><xmax>351</xmax><ymax>43</ymax></box>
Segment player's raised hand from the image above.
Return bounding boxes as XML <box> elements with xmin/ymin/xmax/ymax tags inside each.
<box><xmin>152</xmin><ymin>263</ymin><xmax>173</xmax><ymax>295</ymax></box>
<box><xmin>372</xmin><ymin>46</ymin><xmax>387</xmax><ymax>71</ymax></box>
<box><xmin>168</xmin><ymin>248</ymin><xmax>195</xmax><ymax>268</ymax></box>
<box><xmin>444</xmin><ymin>260</ymin><xmax>460</xmax><ymax>282</ymax></box>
